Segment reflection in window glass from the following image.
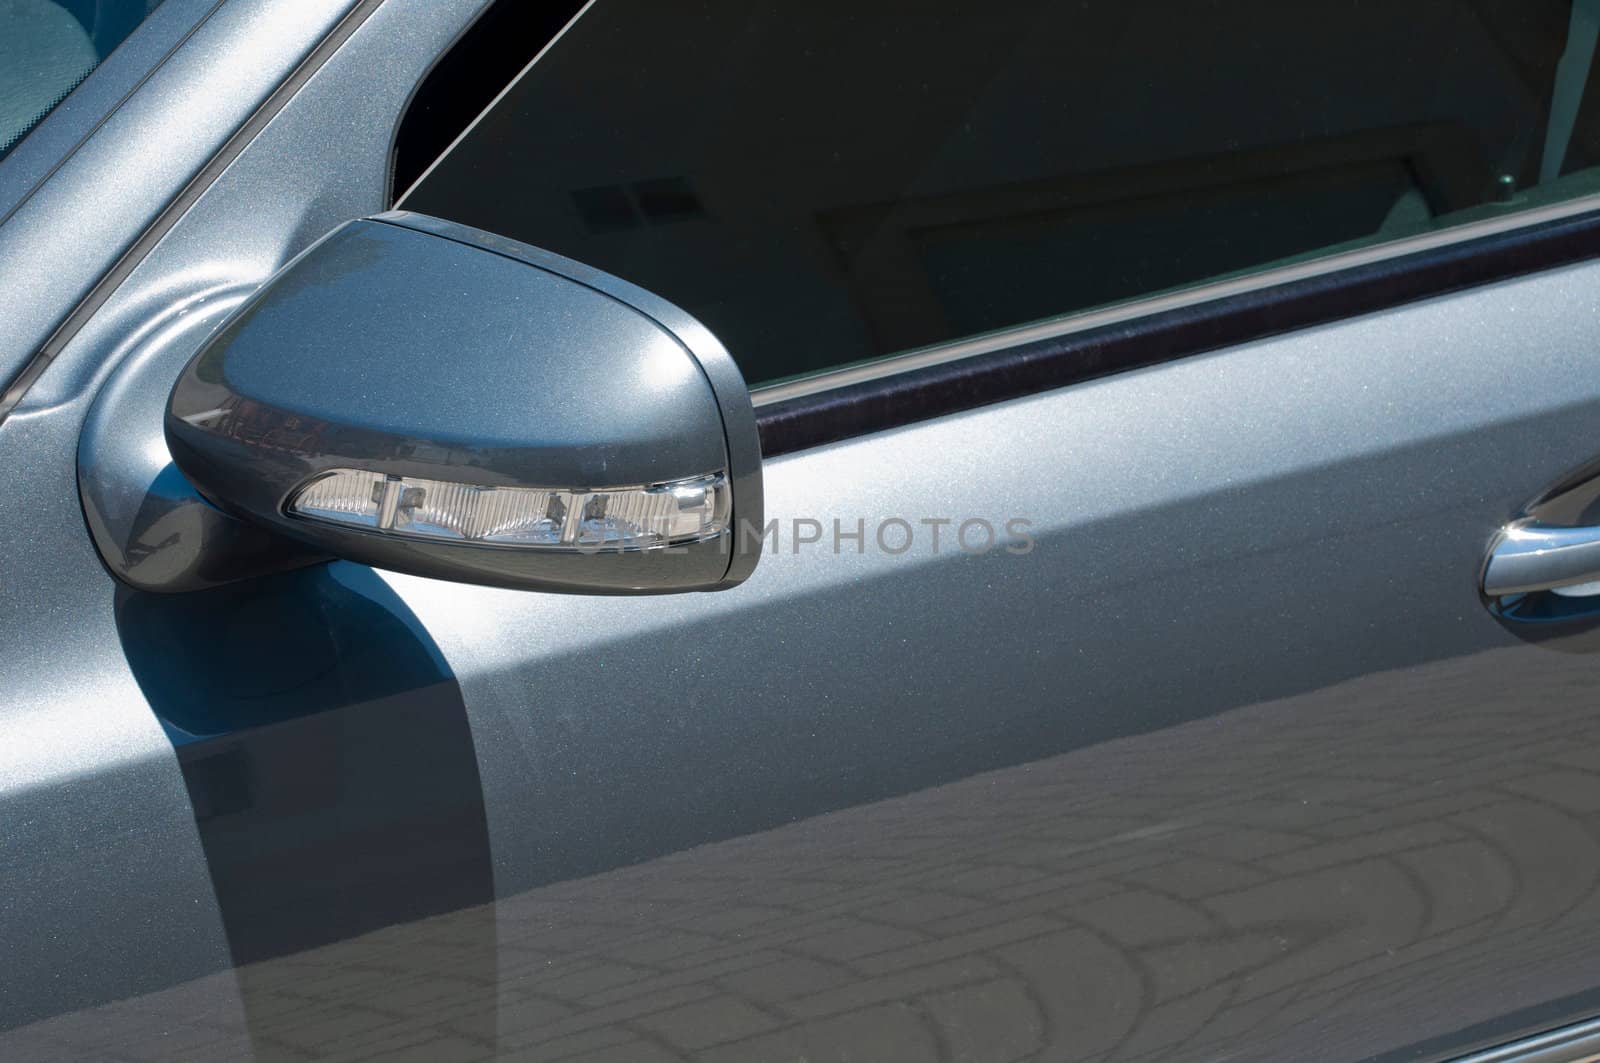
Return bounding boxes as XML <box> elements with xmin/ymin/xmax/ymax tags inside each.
<box><xmin>0</xmin><ymin>0</ymin><xmax>164</xmax><ymax>161</ymax></box>
<box><xmin>401</xmin><ymin>1</ymin><xmax>1600</xmax><ymax>387</ymax></box>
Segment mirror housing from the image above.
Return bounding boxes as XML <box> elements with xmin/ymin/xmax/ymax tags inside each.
<box><xmin>162</xmin><ymin>212</ymin><xmax>762</xmax><ymax>594</ymax></box>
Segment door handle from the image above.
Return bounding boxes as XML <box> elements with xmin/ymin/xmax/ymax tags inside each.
<box><xmin>1483</xmin><ymin>523</ymin><xmax>1600</xmax><ymax>597</ymax></box>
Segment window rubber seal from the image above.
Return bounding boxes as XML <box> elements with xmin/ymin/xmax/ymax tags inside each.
<box><xmin>753</xmin><ymin>198</ymin><xmax>1600</xmax><ymax>458</ymax></box>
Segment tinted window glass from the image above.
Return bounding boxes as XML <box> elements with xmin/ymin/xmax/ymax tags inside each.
<box><xmin>390</xmin><ymin>0</ymin><xmax>586</xmax><ymax>196</ymax></box>
<box><xmin>401</xmin><ymin>1</ymin><xmax>1600</xmax><ymax>388</ymax></box>
<box><xmin>0</xmin><ymin>1</ymin><xmax>163</xmax><ymax>161</ymax></box>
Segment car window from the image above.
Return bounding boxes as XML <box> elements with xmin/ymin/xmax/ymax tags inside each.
<box><xmin>398</xmin><ymin>0</ymin><xmax>1600</xmax><ymax>389</ymax></box>
<box><xmin>0</xmin><ymin>0</ymin><xmax>164</xmax><ymax>161</ymax></box>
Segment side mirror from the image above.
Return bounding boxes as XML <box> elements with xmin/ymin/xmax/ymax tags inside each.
<box><xmin>161</xmin><ymin>212</ymin><xmax>762</xmax><ymax>594</ymax></box>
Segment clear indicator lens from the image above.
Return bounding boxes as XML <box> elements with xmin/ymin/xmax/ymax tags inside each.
<box><xmin>289</xmin><ymin>470</ymin><xmax>727</xmax><ymax>550</ymax></box>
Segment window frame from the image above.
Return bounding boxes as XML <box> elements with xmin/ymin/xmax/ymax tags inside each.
<box><xmin>390</xmin><ymin>1</ymin><xmax>1600</xmax><ymax>458</ymax></box>
<box><xmin>751</xmin><ymin>193</ymin><xmax>1600</xmax><ymax>456</ymax></box>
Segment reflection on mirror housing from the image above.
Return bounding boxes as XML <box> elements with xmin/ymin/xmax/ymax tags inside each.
<box><xmin>165</xmin><ymin>212</ymin><xmax>762</xmax><ymax>594</ymax></box>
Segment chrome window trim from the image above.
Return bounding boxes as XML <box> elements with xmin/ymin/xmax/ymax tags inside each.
<box><xmin>1452</xmin><ymin>1017</ymin><xmax>1600</xmax><ymax>1063</ymax></box>
<box><xmin>751</xmin><ymin>191</ymin><xmax>1600</xmax><ymax>408</ymax></box>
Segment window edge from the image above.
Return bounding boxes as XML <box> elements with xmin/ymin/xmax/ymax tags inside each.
<box><xmin>755</xmin><ymin>196</ymin><xmax>1600</xmax><ymax>458</ymax></box>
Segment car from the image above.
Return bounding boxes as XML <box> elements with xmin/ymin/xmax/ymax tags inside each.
<box><xmin>5</xmin><ymin>1</ymin><xmax>1600</xmax><ymax>1060</ymax></box>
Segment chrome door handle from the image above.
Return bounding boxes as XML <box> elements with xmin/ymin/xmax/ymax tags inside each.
<box><xmin>1483</xmin><ymin>523</ymin><xmax>1600</xmax><ymax>597</ymax></box>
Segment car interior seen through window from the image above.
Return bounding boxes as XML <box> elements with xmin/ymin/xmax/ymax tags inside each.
<box><xmin>399</xmin><ymin>0</ymin><xmax>1600</xmax><ymax>391</ymax></box>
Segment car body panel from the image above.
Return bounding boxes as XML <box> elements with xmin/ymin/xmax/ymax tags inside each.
<box><xmin>0</xmin><ymin>0</ymin><xmax>368</xmax><ymax>403</ymax></box>
<box><xmin>3</xmin><ymin>2</ymin><xmax>1600</xmax><ymax>1060</ymax></box>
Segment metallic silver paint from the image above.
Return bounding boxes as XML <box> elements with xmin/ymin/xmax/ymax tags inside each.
<box><xmin>159</xmin><ymin>214</ymin><xmax>759</xmax><ymax>593</ymax></box>
<box><xmin>0</xmin><ymin>0</ymin><xmax>363</xmax><ymax>398</ymax></box>
<box><xmin>15</xmin><ymin>245</ymin><xmax>1600</xmax><ymax>1058</ymax></box>
<box><xmin>77</xmin><ymin>276</ymin><xmax>325</xmax><ymax>593</ymax></box>
<box><xmin>0</xmin><ymin>0</ymin><xmax>220</xmax><ymax>224</ymax></box>
<box><xmin>0</xmin><ymin>0</ymin><xmax>493</xmax><ymax>1032</ymax></box>
<box><xmin>3</xmin><ymin>0</ymin><xmax>1600</xmax><ymax>1058</ymax></box>
<box><xmin>387</xmin><ymin>210</ymin><xmax>767</xmax><ymax>587</ymax></box>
